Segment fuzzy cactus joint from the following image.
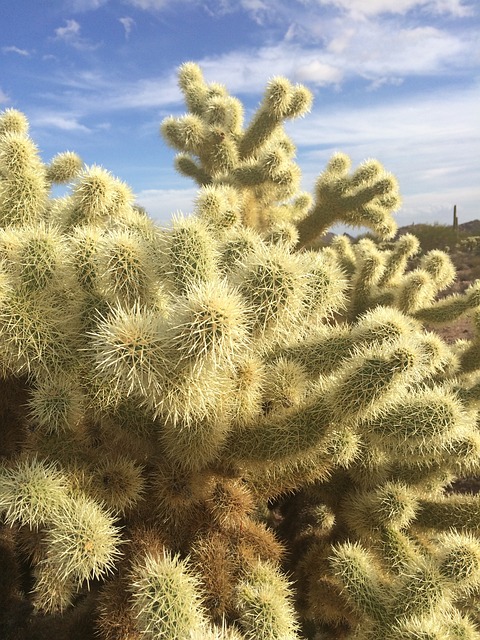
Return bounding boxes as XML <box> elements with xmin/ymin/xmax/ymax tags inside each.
<box><xmin>0</xmin><ymin>62</ymin><xmax>480</xmax><ymax>640</ymax></box>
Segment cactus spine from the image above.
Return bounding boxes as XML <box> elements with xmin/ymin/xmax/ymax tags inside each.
<box><xmin>0</xmin><ymin>64</ymin><xmax>479</xmax><ymax>640</ymax></box>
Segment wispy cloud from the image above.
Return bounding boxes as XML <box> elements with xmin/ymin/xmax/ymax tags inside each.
<box><xmin>54</xmin><ymin>19</ymin><xmax>100</xmax><ymax>51</ymax></box>
<box><xmin>176</xmin><ymin>21</ymin><xmax>473</xmax><ymax>93</ymax></box>
<box><xmin>0</xmin><ymin>88</ymin><xmax>10</xmax><ymax>104</ymax></box>
<box><xmin>8</xmin><ymin>0</ymin><xmax>475</xmax><ymax>229</ymax></box>
<box><xmin>55</xmin><ymin>19</ymin><xmax>81</xmax><ymax>40</ymax></box>
<box><xmin>31</xmin><ymin>112</ymin><xmax>92</xmax><ymax>132</ymax></box>
<box><xmin>119</xmin><ymin>0</ymin><xmax>474</xmax><ymax>20</ymax></box>
<box><xmin>135</xmin><ymin>187</ymin><xmax>198</xmax><ymax>223</ymax></box>
<box><xmin>66</xmin><ymin>0</ymin><xmax>108</xmax><ymax>10</ymax></box>
<box><xmin>30</xmin><ymin>14</ymin><xmax>475</xmax><ymax>121</ymax></box>
<box><xmin>51</xmin><ymin>1</ymin><xmax>476</xmax><ymax>92</ymax></box>
<box><xmin>58</xmin><ymin>0</ymin><xmax>476</xmax><ymax>28</ymax></box>
<box><xmin>2</xmin><ymin>45</ymin><xmax>30</xmax><ymax>56</ymax></box>
<box><xmin>124</xmin><ymin>0</ymin><xmax>187</xmax><ymax>9</ymax></box>
<box><xmin>313</xmin><ymin>0</ymin><xmax>474</xmax><ymax>18</ymax></box>
<box><xmin>119</xmin><ymin>16</ymin><xmax>135</xmax><ymax>39</ymax></box>
<box><xmin>287</xmin><ymin>83</ymin><xmax>480</xmax><ymax>227</ymax></box>
<box><xmin>289</xmin><ymin>84</ymin><xmax>480</xmax><ymax>149</ymax></box>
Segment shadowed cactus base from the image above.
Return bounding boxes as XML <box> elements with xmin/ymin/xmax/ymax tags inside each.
<box><xmin>0</xmin><ymin>64</ymin><xmax>479</xmax><ymax>640</ymax></box>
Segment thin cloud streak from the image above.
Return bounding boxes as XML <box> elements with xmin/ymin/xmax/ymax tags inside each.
<box><xmin>3</xmin><ymin>0</ymin><xmax>475</xmax><ymax>230</ymax></box>
<box><xmin>116</xmin><ymin>0</ymin><xmax>473</xmax><ymax>19</ymax></box>
<box><xmin>34</xmin><ymin>23</ymin><xmax>473</xmax><ymax>119</ymax></box>
<box><xmin>30</xmin><ymin>112</ymin><xmax>92</xmax><ymax>133</ymax></box>
<box><xmin>2</xmin><ymin>46</ymin><xmax>30</xmax><ymax>56</ymax></box>
<box><xmin>289</xmin><ymin>86</ymin><xmax>480</xmax><ymax>227</ymax></box>
<box><xmin>289</xmin><ymin>85</ymin><xmax>480</xmax><ymax>148</ymax></box>
<box><xmin>119</xmin><ymin>17</ymin><xmax>135</xmax><ymax>39</ymax></box>
<box><xmin>312</xmin><ymin>0</ymin><xmax>474</xmax><ymax>18</ymax></box>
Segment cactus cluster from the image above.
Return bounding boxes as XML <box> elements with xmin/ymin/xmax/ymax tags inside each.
<box><xmin>0</xmin><ymin>63</ymin><xmax>479</xmax><ymax>640</ymax></box>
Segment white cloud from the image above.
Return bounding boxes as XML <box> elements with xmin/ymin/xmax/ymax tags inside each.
<box><xmin>289</xmin><ymin>85</ymin><xmax>480</xmax><ymax>149</ymax></box>
<box><xmin>55</xmin><ymin>19</ymin><xmax>81</xmax><ymax>39</ymax></box>
<box><xmin>99</xmin><ymin>75</ymin><xmax>181</xmax><ymax>110</ymax></box>
<box><xmin>67</xmin><ymin>0</ymin><xmax>108</xmax><ymax>9</ymax></box>
<box><xmin>135</xmin><ymin>187</ymin><xmax>198</xmax><ymax>224</ymax></box>
<box><xmin>2</xmin><ymin>46</ymin><xmax>30</xmax><ymax>56</ymax></box>
<box><xmin>125</xmin><ymin>0</ymin><xmax>185</xmax><ymax>8</ymax></box>
<box><xmin>312</xmin><ymin>0</ymin><xmax>474</xmax><ymax>18</ymax></box>
<box><xmin>182</xmin><ymin>20</ymin><xmax>472</xmax><ymax>94</ymax></box>
<box><xmin>325</xmin><ymin>22</ymin><xmax>470</xmax><ymax>85</ymax></box>
<box><xmin>119</xmin><ymin>17</ymin><xmax>135</xmax><ymax>39</ymax></box>
<box><xmin>286</xmin><ymin>84</ymin><xmax>480</xmax><ymax>226</ymax></box>
<box><xmin>21</xmin><ymin>0</ymin><xmax>476</xmax><ymax>231</ymax></box>
<box><xmin>61</xmin><ymin>0</ymin><xmax>475</xmax><ymax>21</ymax></box>
<box><xmin>294</xmin><ymin>60</ymin><xmax>343</xmax><ymax>86</ymax></box>
<box><xmin>31</xmin><ymin>113</ymin><xmax>91</xmax><ymax>132</ymax></box>
<box><xmin>54</xmin><ymin>19</ymin><xmax>100</xmax><ymax>51</ymax></box>
<box><xmin>35</xmin><ymin>15</ymin><xmax>474</xmax><ymax>123</ymax></box>
<box><xmin>0</xmin><ymin>88</ymin><xmax>10</xmax><ymax>104</ymax></box>
<box><xmin>186</xmin><ymin>44</ymin><xmax>349</xmax><ymax>93</ymax></box>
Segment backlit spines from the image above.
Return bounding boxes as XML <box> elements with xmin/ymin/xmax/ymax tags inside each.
<box><xmin>347</xmin><ymin>239</ymin><xmax>386</xmax><ymax>320</ymax></box>
<box><xmin>342</xmin><ymin>481</ymin><xmax>419</xmax><ymax>538</ymax></box>
<box><xmin>0</xmin><ymin>456</ymin><xmax>69</xmax><ymax>529</ymax></box>
<box><xmin>129</xmin><ymin>549</ymin><xmax>208</xmax><ymax>639</ymax></box>
<box><xmin>327</xmin><ymin>340</ymin><xmax>422</xmax><ymax>421</ymax></box>
<box><xmin>0</xmin><ymin>223</ymin><xmax>69</xmax><ymax>294</ymax></box>
<box><xmin>41</xmin><ymin>492</ymin><xmax>122</xmax><ymax>586</ymax></box>
<box><xmin>329</xmin><ymin>542</ymin><xmax>389</xmax><ymax>624</ymax></box>
<box><xmin>395</xmin><ymin>268</ymin><xmax>437</xmax><ymax>314</ymax></box>
<box><xmin>177</xmin><ymin>61</ymin><xmax>210</xmax><ymax>115</ymax></box>
<box><xmin>88</xmin><ymin>302</ymin><xmax>167</xmax><ymax>402</ymax></box>
<box><xmin>163</xmin><ymin>214</ymin><xmax>219</xmax><ymax>294</ymax></box>
<box><xmin>160</xmin><ymin>64</ymin><xmax>312</xmax><ymax>233</ymax></box>
<box><xmin>0</xmin><ymin>64</ymin><xmax>479</xmax><ymax>640</ymax></box>
<box><xmin>27</xmin><ymin>371</ymin><xmax>85</xmax><ymax>435</ymax></box>
<box><xmin>0</xmin><ymin>131</ymin><xmax>42</xmax><ymax>176</ymax></box>
<box><xmin>296</xmin><ymin>154</ymin><xmax>401</xmax><ymax>248</ymax></box>
<box><xmin>67</xmin><ymin>165</ymin><xmax>118</xmax><ymax>227</ymax></box>
<box><xmin>97</xmin><ymin>228</ymin><xmax>156</xmax><ymax>306</ymax></box>
<box><xmin>195</xmin><ymin>184</ymin><xmax>244</xmax><ymax>230</ymax></box>
<box><xmin>0</xmin><ymin>456</ymin><xmax>122</xmax><ymax>615</ymax></box>
<box><xmin>420</xmin><ymin>249</ymin><xmax>456</xmax><ymax>291</ymax></box>
<box><xmin>224</xmin><ymin>390</ymin><xmax>334</xmax><ymax>466</ymax></box>
<box><xmin>0</xmin><ymin>129</ymin><xmax>48</xmax><ymax>226</ymax></box>
<box><xmin>0</xmin><ymin>288</ymin><xmax>76</xmax><ymax>376</ymax></box>
<box><xmin>413</xmin><ymin>281</ymin><xmax>480</xmax><ymax>325</ymax></box>
<box><xmin>167</xmin><ymin>278</ymin><xmax>250</xmax><ymax>372</ymax></box>
<box><xmin>377</xmin><ymin>232</ymin><xmax>420</xmax><ymax>288</ymax></box>
<box><xmin>0</xmin><ymin>108</ymin><xmax>29</xmax><ymax>136</ymax></box>
<box><xmin>329</xmin><ymin>539</ymin><xmax>480</xmax><ymax>638</ymax></box>
<box><xmin>238</xmin><ymin>77</ymin><xmax>312</xmax><ymax>160</ymax></box>
<box><xmin>46</xmin><ymin>151</ymin><xmax>83</xmax><ymax>184</ymax></box>
<box><xmin>234</xmin><ymin>242</ymin><xmax>308</xmax><ymax>344</ymax></box>
<box><xmin>236</xmin><ymin>559</ymin><xmax>300</xmax><ymax>640</ymax></box>
<box><xmin>358</xmin><ymin>386</ymin><xmax>470</xmax><ymax>459</ymax></box>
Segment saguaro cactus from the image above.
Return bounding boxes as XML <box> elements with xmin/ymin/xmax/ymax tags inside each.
<box><xmin>0</xmin><ymin>64</ymin><xmax>479</xmax><ymax>640</ymax></box>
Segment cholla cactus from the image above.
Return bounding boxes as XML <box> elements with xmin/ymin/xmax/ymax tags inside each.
<box><xmin>0</xmin><ymin>64</ymin><xmax>479</xmax><ymax>640</ymax></box>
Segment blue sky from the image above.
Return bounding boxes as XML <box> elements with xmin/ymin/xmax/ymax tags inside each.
<box><xmin>1</xmin><ymin>0</ymin><xmax>479</xmax><ymax>232</ymax></box>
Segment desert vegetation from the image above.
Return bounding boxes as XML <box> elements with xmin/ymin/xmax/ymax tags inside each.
<box><xmin>0</xmin><ymin>63</ymin><xmax>479</xmax><ymax>640</ymax></box>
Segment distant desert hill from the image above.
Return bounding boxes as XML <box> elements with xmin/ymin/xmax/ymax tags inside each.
<box><xmin>316</xmin><ymin>219</ymin><xmax>480</xmax><ymax>247</ymax></box>
<box><xmin>457</xmin><ymin>219</ymin><xmax>480</xmax><ymax>235</ymax></box>
<box><xmin>397</xmin><ymin>219</ymin><xmax>480</xmax><ymax>236</ymax></box>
